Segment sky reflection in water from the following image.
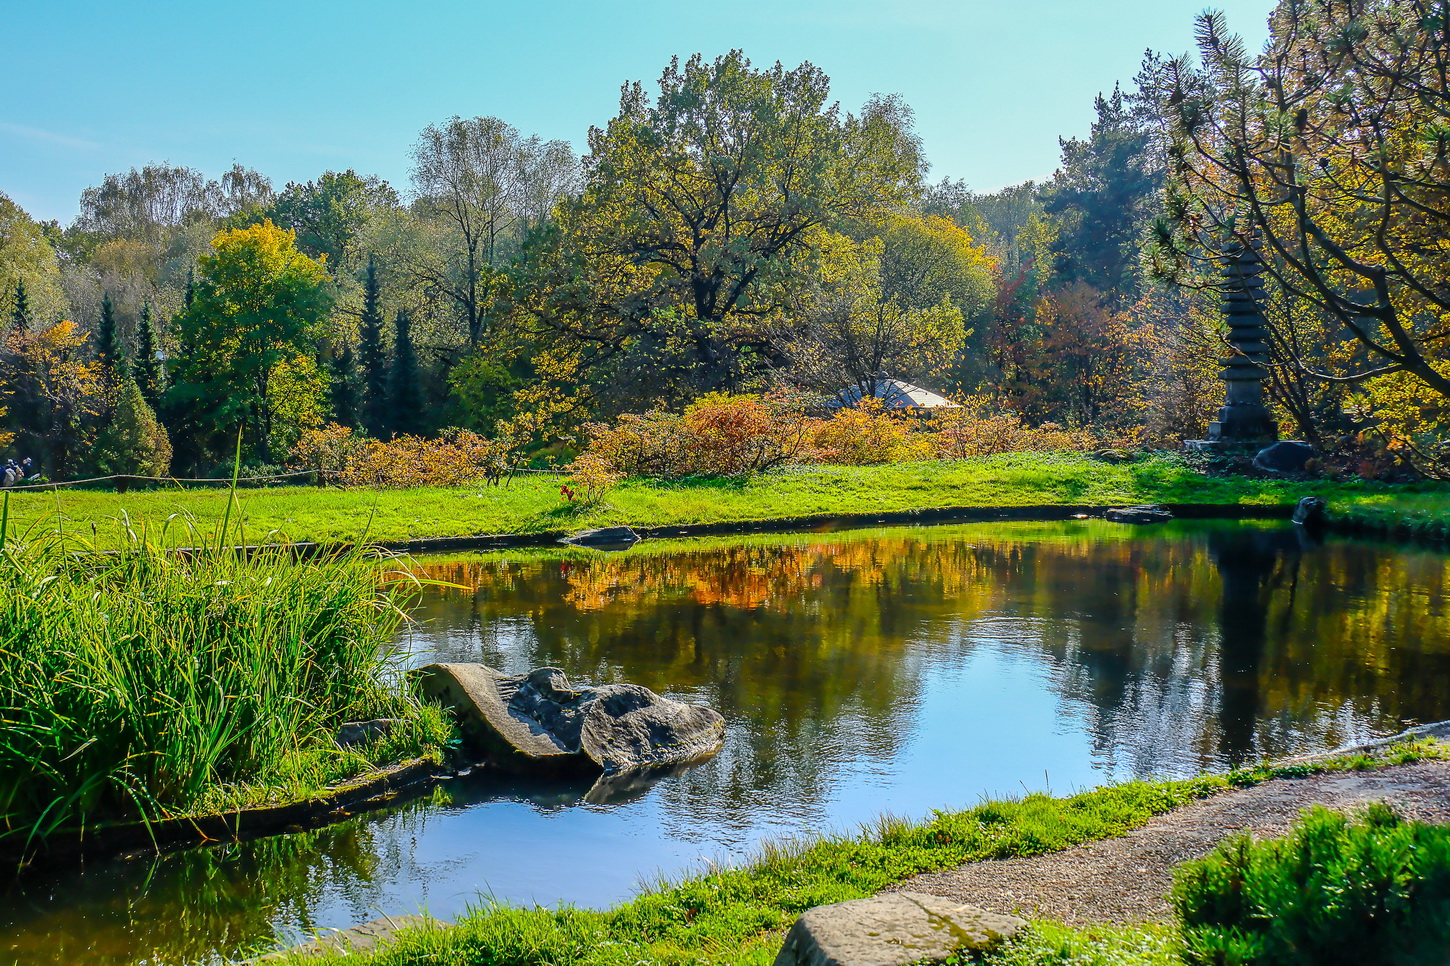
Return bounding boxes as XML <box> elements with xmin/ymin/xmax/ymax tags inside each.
<box><xmin>5</xmin><ymin>520</ymin><xmax>1449</xmax><ymax>965</ymax></box>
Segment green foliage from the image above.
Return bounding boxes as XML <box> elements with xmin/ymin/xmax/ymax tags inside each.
<box><xmin>0</xmin><ymin>511</ymin><xmax>435</xmax><ymax>844</ymax></box>
<box><xmin>389</xmin><ymin>308</ymin><xmax>423</xmax><ymax>435</ymax></box>
<box><xmin>963</xmin><ymin>922</ymin><xmax>1183</xmax><ymax>966</ymax></box>
<box><xmin>0</xmin><ymin>192</ymin><xmax>67</xmax><ymax>329</ymax></box>
<box><xmin>134</xmin><ymin>302</ymin><xmax>164</xmax><ymax>407</ymax></box>
<box><xmin>447</xmin><ymin>350</ymin><xmax>521</xmax><ymax>433</ymax></box>
<box><xmin>1172</xmin><ymin>805</ymin><xmax>1450</xmax><ymax>966</ymax></box>
<box><xmin>95</xmin><ymin>291</ymin><xmax>125</xmax><ymax>376</ymax></box>
<box><xmin>529</xmin><ymin>51</ymin><xmax>924</xmax><ymax>410</ymax></box>
<box><xmin>92</xmin><ymin>376</ymin><xmax>172</xmax><ymax>477</ymax></box>
<box><xmin>329</xmin><ymin>341</ymin><xmax>358</xmax><ymax>428</ymax></box>
<box><xmin>357</xmin><ymin>256</ymin><xmax>389</xmax><ymax>436</ymax></box>
<box><xmin>166</xmin><ymin>220</ymin><xmax>333</xmax><ymax>463</ymax></box>
<box><xmin>267</xmin><ymin>169</ymin><xmax>398</xmax><ymax>268</ymax></box>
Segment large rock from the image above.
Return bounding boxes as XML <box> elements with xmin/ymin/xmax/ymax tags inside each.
<box><xmin>1254</xmin><ymin>440</ymin><xmax>1317</xmax><ymax>473</ymax></box>
<box><xmin>412</xmin><ymin>663</ymin><xmax>724</xmax><ymax>775</ymax></box>
<box><xmin>1292</xmin><ymin>495</ymin><xmax>1328</xmax><ymax>530</ymax></box>
<box><xmin>561</xmin><ymin>526</ymin><xmax>640</xmax><ymax>551</ymax></box>
<box><xmin>773</xmin><ymin>892</ymin><xmax>1025</xmax><ymax>966</ymax></box>
<box><xmin>1105</xmin><ymin>505</ymin><xmax>1173</xmax><ymax>525</ymax></box>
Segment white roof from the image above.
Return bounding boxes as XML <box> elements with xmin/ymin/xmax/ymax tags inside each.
<box><xmin>828</xmin><ymin>377</ymin><xmax>961</xmax><ymax>410</ymax></box>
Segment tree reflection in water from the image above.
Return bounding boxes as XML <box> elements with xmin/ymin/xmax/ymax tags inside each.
<box><xmin>3</xmin><ymin>521</ymin><xmax>1447</xmax><ymax>966</ymax></box>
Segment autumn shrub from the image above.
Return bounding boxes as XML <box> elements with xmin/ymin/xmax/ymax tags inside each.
<box><xmin>290</xmin><ymin>424</ymin><xmax>510</xmax><ymax>488</ymax></box>
<box><xmin>563</xmin><ymin>452</ymin><xmax>623</xmax><ymax>505</ymax></box>
<box><xmin>583</xmin><ymin>393</ymin><xmax>812</xmax><ymax>478</ymax></box>
<box><xmin>813</xmin><ymin>397</ymin><xmax>932</xmax><ymax>465</ymax></box>
<box><xmin>930</xmin><ymin>397</ymin><xmax>1100</xmax><ymax>458</ymax></box>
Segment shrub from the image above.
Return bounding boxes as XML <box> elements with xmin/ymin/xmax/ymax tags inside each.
<box><xmin>930</xmin><ymin>397</ymin><xmax>1099</xmax><ymax>458</ymax></box>
<box><xmin>290</xmin><ymin>424</ymin><xmax>511</xmax><ymax>488</ymax></box>
<box><xmin>813</xmin><ymin>397</ymin><xmax>932</xmax><ymax>465</ymax></box>
<box><xmin>584</xmin><ymin>393</ymin><xmax>812</xmax><ymax>478</ymax></box>
<box><xmin>1171</xmin><ymin>804</ymin><xmax>1450</xmax><ymax>966</ymax></box>
<box><xmin>564</xmin><ymin>452</ymin><xmax>623</xmax><ymax>505</ymax></box>
<box><xmin>92</xmin><ymin>376</ymin><xmax>173</xmax><ymax>480</ymax></box>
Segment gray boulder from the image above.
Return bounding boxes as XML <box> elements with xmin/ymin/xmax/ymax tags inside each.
<box><xmin>561</xmin><ymin>526</ymin><xmax>640</xmax><ymax>551</ymax></box>
<box><xmin>412</xmin><ymin>663</ymin><xmax>724</xmax><ymax>775</ymax></box>
<box><xmin>773</xmin><ymin>892</ymin><xmax>1025</xmax><ymax>966</ymax></box>
<box><xmin>1293</xmin><ymin>495</ymin><xmax>1328</xmax><ymax>530</ymax></box>
<box><xmin>1105</xmin><ymin>505</ymin><xmax>1173</xmax><ymax>525</ymax></box>
<box><xmin>1254</xmin><ymin>440</ymin><xmax>1317</xmax><ymax>473</ymax></box>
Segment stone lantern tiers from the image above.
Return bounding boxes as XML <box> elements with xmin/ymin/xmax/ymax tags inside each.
<box><xmin>1206</xmin><ymin>241</ymin><xmax>1279</xmax><ymax>444</ymax></box>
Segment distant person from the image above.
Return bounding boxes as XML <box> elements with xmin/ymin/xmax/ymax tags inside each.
<box><xmin>2</xmin><ymin>462</ymin><xmax>16</xmax><ymax>487</ymax></box>
<box><xmin>20</xmin><ymin>458</ymin><xmax>33</xmax><ymax>481</ymax></box>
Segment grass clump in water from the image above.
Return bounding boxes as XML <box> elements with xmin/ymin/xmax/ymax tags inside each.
<box><xmin>0</xmin><ymin>504</ymin><xmax>450</xmax><ymax>848</ymax></box>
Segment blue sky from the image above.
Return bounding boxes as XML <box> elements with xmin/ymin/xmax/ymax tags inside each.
<box><xmin>1</xmin><ymin>0</ymin><xmax>1274</xmax><ymax>224</ymax></box>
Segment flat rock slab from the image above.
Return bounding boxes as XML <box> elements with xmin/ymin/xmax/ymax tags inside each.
<box><xmin>256</xmin><ymin>915</ymin><xmax>447</xmax><ymax>961</ymax></box>
<box><xmin>1105</xmin><ymin>506</ymin><xmax>1173</xmax><ymax>524</ymax></box>
<box><xmin>774</xmin><ymin>892</ymin><xmax>1025</xmax><ymax>966</ymax></box>
<box><xmin>412</xmin><ymin>663</ymin><xmax>724</xmax><ymax>775</ymax></box>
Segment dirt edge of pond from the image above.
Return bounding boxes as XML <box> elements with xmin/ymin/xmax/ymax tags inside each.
<box><xmin>891</xmin><ymin>723</ymin><xmax>1450</xmax><ymax>927</ymax></box>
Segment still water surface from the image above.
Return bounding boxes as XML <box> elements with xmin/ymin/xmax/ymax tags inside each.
<box><xmin>4</xmin><ymin>520</ymin><xmax>1449</xmax><ymax>964</ymax></box>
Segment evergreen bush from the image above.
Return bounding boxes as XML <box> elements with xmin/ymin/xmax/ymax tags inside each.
<box><xmin>1172</xmin><ymin>804</ymin><xmax>1450</xmax><ymax>966</ymax></box>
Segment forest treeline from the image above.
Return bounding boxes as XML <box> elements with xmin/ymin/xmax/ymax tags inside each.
<box><xmin>0</xmin><ymin>0</ymin><xmax>1446</xmax><ymax>482</ymax></box>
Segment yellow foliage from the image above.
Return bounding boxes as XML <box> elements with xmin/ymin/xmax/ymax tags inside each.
<box><xmin>813</xmin><ymin>397</ymin><xmax>932</xmax><ymax>465</ymax></box>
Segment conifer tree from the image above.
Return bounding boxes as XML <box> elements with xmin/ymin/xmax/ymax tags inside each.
<box><xmin>390</xmin><ymin>308</ymin><xmax>422</xmax><ymax>436</ymax></box>
<box><xmin>357</xmin><ymin>257</ymin><xmax>388</xmax><ymax>435</ymax></box>
<box><xmin>10</xmin><ymin>279</ymin><xmax>31</xmax><ymax>337</ymax></box>
<box><xmin>96</xmin><ymin>292</ymin><xmax>126</xmax><ymax>377</ymax></box>
<box><xmin>329</xmin><ymin>342</ymin><xmax>359</xmax><ymax>428</ymax></box>
<box><xmin>135</xmin><ymin>303</ymin><xmax>164</xmax><ymax>407</ymax></box>
<box><xmin>94</xmin><ymin>376</ymin><xmax>172</xmax><ymax>488</ymax></box>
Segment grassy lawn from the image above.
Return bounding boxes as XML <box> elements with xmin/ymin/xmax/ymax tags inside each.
<box><xmin>5</xmin><ymin>453</ymin><xmax>1447</xmax><ymax>548</ymax></box>
<box><xmin>280</xmin><ymin>740</ymin><xmax>1445</xmax><ymax>965</ymax></box>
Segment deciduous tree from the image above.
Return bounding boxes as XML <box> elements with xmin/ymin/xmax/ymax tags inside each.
<box><xmin>167</xmin><ymin>221</ymin><xmax>332</xmax><ymax>462</ymax></box>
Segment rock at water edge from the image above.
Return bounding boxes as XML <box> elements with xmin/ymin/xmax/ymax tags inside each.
<box><xmin>1254</xmin><ymin>440</ymin><xmax>1317</xmax><ymax>474</ymax></box>
<box><xmin>773</xmin><ymin>892</ymin><xmax>1025</xmax><ymax>966</ymax></box>
<box><xmin>411</xmin><ymin>663</ymin><xmax>724</xmax><ymax>774</ymax></box>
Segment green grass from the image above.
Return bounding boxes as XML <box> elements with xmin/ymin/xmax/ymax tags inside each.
<box><xmin>0</xmin><ymin>507</ymin><xmax>453</xmax><ymax>849</ymax></box>
<box><xmin>5</xmin><ymin>453</ymin><xmax>1447</xmax><ymax>548</ymax></box>
<box><xmin>281</xmin><ymin>740</ymin><xmax>1448</xmax><ymax>966</ymax></box>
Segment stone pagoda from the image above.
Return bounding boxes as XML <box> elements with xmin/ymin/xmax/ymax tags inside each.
<box><xmin>1189</xmin><ymin>240</ymin><xmax>1280</xmax><ymax>449</ymax></box>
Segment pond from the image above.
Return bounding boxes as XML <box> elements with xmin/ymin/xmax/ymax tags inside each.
<box><xmin>4</xmin><ymin>520</ymin><xmax>1449</xmax><ymax>964</ymax></box>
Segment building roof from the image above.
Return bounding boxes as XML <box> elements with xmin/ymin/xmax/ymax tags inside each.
<box><xmin>827</xmin><ymin>377</ymin><xmax>961</xmax><ymax>410</ymax></box>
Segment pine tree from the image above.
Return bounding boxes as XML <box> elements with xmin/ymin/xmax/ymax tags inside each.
<box><xmin>97</xmin><ymin>292</ymin><xmax>126</xmax><ymax>377</ymax></box>
<box><xmin>10</xmin><ymin>280</ymin><xmax>31</xmax><ymax>337</ymax></box>
<box><xmin>330</xmin><ymin>342</ymin><xmax>359</xmax><ymax>428</ymax></box>
<box><xmin>357</xmin><ymin>257</ymin><xmax>389</xmax><ymax>436</ymax></box>
<box><xmin>136</xmin><ymin>303</ymin><xmax>165</xmax><ymax>407</ymax></box>
<box><xmin>93</xmin><ymin>376</ymin><xmax>172</xmax><ymax>489</ymax></box>
<box><xmin>390</xmin><ymin>309</ymin><xmax>423</xmax><ymax>436</ymax></box>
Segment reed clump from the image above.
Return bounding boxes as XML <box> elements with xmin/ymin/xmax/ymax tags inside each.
<box><xmin>0</xmin><ymin>506</ymin><xmax>443</xmax><ymax>846</ymax></box>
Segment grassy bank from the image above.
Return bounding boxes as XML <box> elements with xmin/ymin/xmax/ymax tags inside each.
<box><xmin>284</xmin><ymin>740</ymin><xmax>1445</xmax><ymax>965</ymax></box>
<box><xmin>0</xmin><ymin>515</ymin><xmax>452</xmax><ymax>851</ymax></box>
<box><xmin>5</xmin><ymin>453</ymin><xmax>1448</xmax><ymax>548</ymax></box>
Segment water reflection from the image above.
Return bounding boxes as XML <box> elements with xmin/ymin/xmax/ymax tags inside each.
<box><xmin>3</xmin><ymin>521</ymin><xmax>1447</xmax><ymax>965</ymax></box>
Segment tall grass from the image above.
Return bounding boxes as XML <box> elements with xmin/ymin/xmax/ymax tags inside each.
<box><xmin>0</xmin><ymin>499</ymin><xmax>434</xmax><ymax>846</ymax></box>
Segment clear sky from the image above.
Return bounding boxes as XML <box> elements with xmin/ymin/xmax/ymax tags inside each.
<box><xmin>1</xmin><ymin>0</ymin><xmax>1274</xmax><ymax>224</ymax></box>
